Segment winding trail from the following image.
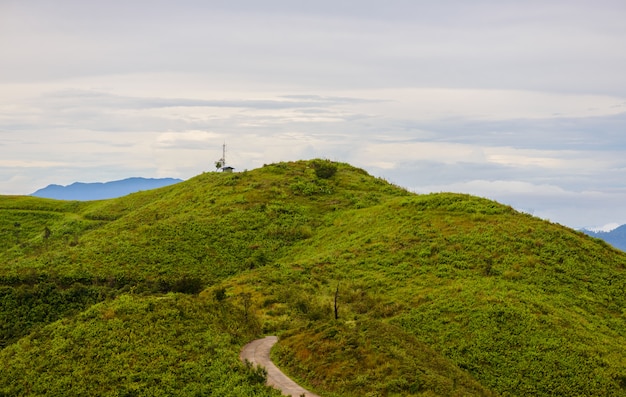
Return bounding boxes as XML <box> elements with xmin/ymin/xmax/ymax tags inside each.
<box><xmin>240</xmin><ymin>336</ymin><xmax>320</xmax><ymax>397</ymax></box>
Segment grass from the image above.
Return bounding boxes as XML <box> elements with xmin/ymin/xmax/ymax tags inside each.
<box><xmin>0</xmin><ymin>293</ymin><xmax>281</xmax><ymax>396</ymax></box>
<box><xmin>1</xmin><ymin>159</ymin><xmax>625</xmax><ymax>396</ymax></box>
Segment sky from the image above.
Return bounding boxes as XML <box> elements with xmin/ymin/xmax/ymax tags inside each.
<box><xmin>1</xmin><ymin>0</ymin><xmax>626</xmax><ymax>231</ymax></box>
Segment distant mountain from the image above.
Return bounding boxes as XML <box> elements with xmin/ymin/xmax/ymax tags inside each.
<box><xmin>30</xmin><ymin>177</ymin><xmax>183</xmax><ymax>200</ymax></box>
<box><xmin>582</xmin><ymin>224</ymin><xmax>626</xmax><ymax>251</ymax></box>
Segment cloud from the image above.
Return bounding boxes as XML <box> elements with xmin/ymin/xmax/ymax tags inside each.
<box><xmin>3</xmin><ymin>87</ymin><xmax>625</xmax><ymax>204</ymax></box>
<box><xmin>411</xmin><ymin>111</ymin><xmax>626</xmax><ymax>151</ymax></box>
<box><xmin>352</xmin><ymin>139</ymin><xmax>624</xmax><ymax>177</ymax></box>
<box><xmin>3</xmin><ymin>1</ymin><xmax>625</xmax><ymax>96</ymax></box>
<box><xmin>38</xmin><ymin>90</ymin><xmax>376</xmax><ymax>110</ymax></box>
<box><xmin>0</xmin><ymin>160</ymin><xmax>70</xmax><ymax>168</ymax></box>
<box><xmin>156</xmin><ymin>131</ymin><xmax>220</xmax><ymax>149</ymax></box>
<box><xmin>1</xmin><ymin>1</ymin><xmax>626</xmax><ymax>229</ymax></box>
<box><xmin>586</xmin><ymin>223</ymin><xmax>621</xmax><ymax>233</ymax></box>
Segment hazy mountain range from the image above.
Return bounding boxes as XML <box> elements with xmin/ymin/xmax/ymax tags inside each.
<box><xmin>582</xmin><ymin>225</ymin><xmax>626</xmax><ymax>251</ymax></box>
<box><xmin>30</xmin><ymin>177</ymin><xmax>182</xmax><ymax>201</ymax></box>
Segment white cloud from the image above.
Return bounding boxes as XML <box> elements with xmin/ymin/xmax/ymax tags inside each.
<box><xmin>585</xmin><ymin>223</ymin><xmax>621</xmax><ymax>233</ymax></box>
<box><xmin>1</xmin><ymin>1</ymin><xmax>626</xmax><ymax>228</ymax></box>
<box><xmin>355</xmin><ymin>88</ymin><xmax>626</xmax><ymax>121</ymax></box>
<box><xmin>354</xmin><ymin>141</ymin><xmax>486</xmax><ymax>168</ymax></box>
<box><xmin>0</xmin><ymin>160</ymin><xmax>70</xmax><ymax>168</ymax></box>
<box><xmin>156</xmin><ymin>131</ymin><xmax>220</xmax><ymax>149</ymax></box>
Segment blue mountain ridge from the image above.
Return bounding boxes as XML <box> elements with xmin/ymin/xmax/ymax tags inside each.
<box><xmin>581</xmin><ymin>225</ymin><xmax>626</xmax><ymax>252</ymax></box>
<box><xmin>30</xmin><ymin>177</ymin><xmax>183</xmax><ymax>201</ymax></box>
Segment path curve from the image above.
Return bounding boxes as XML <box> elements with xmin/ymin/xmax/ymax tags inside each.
<box><xmin>240</xmin><ymin>336</ymin><xmax>320</xmax><ymax>397</ymax></box>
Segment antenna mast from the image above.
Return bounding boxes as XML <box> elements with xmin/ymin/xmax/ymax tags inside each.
<box><xmin>215</xmin><ymin>141</ymin><xmax>233</xmax><ymax>172</ymax></box>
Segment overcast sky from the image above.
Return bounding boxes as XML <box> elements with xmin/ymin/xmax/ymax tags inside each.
<box><xmin>1</xmin><ymin>0</ymin><xmax>626</xmax><ymax>230</ymax></box>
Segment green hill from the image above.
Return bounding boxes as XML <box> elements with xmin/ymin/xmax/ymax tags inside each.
<box><xmin>1</xmin><ymin>160</ymin><xmax>625</xmax><ymax>396</ymax></box>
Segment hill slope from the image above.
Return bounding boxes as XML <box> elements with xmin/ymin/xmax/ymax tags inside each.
<box><xmin>31</xmin><ymin>177</ymin><xmax>182</xmax><ymax>200</ymax></box>
<box><xmin>1</xmin><ymin>160</ymin><xmax>625</xmax><ymax>396</ymax></box>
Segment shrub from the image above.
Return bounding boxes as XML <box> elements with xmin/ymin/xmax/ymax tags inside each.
<box><xmin>311</xmin><ymin>159</ymin><xmax>338</xmax><ymax>179</ymax></box>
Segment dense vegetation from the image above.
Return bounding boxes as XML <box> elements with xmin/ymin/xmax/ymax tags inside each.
<box><xmin>1</xmin><ymin>293</ymin><xmax>280</xmax><ymax>396</ymax></box>
<box><xmin>1</xmin><ymin>159</ymin><xmax>625</xmax><ymax>396</ymax></box>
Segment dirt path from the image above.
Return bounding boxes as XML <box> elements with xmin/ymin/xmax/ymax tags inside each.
<box><xmin>240</xmin><ymin>336</ymin><xmax>321</xmax><ymax>397</ymax></box>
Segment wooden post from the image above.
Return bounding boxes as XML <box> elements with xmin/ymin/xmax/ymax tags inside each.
<box><xmin>334</xmin><ymin>285</ymin><xmax>339</xmax><ymax>320</ymax></box>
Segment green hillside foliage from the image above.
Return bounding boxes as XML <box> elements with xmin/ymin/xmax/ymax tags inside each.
<box><xmin>0</xmin><ymin>293</ymin><xmax>281</xmax><ymax>396</ymax></box>
<box><xmin>273</xmin><ymin>320</ymin><xmax>494</xmax><ymax>396</ymax></box>
<box><xmin>1</xmin><ymin>160</ymin><xmax>625</xmax><ymax>396</ymax></box>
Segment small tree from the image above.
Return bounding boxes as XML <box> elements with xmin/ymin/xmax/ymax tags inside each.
<box><xmin>43</xmin><ymin>226</ymin><xmax>51</xmax><ymax>248</ymax></box>
<box><xmin>312</xmin><ymin>159</ymin><xmax>338</xmax><ymax>179</ymax></box>
<box><xmin>214</xmin><ymin>287</ymin><xmax>227</xmax><ymax>302</ymax></box>
<box><xmin>241</xmin><ymin>291</ymin><xmax>252</xmax><ymax>321</ymax></box>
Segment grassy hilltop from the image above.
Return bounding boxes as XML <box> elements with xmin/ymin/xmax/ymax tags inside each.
<box><xmin>1</xmin><ymin>160</ymin><xmax>625</xmax><ymax>396</ymax></box>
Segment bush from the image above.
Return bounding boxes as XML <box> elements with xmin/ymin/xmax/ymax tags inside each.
<box><xmin>311</xmin><ymin>159</ymin><xmax>338</xmax><ymax>179</ymax></box>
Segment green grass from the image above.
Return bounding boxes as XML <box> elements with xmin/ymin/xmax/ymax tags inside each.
<box><xmin>0</xmin><ymin>293</ymin><xmax>281</xmax><ymax>396</ymax></box>
<box><xmin>273</xmin><ymin>319</ymin><xmax>494</xmax><ymax>396</ymax></box>
<box><xmin>1</xmin><ymin>160</ymin><xmax>625</xmax><ymax>396</ymax></box>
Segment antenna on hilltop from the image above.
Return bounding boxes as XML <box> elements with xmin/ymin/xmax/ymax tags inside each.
<box><xmin>215</xmin><ymin>142</ymin><xmax>234</xmax><ymax>172</ymax></box>
<box><xmin>222</xmin><ymin>142</ymin><xmax>226</xmax><ymax>167</ymax></box>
